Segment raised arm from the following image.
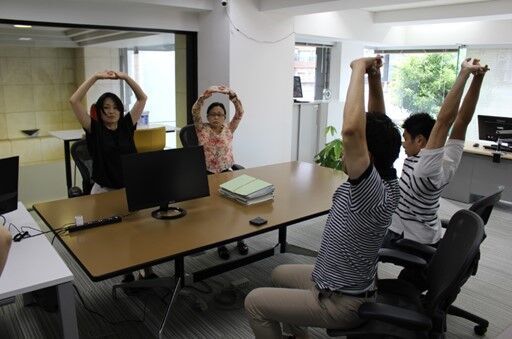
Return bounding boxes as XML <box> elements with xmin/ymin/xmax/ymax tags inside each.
<box><xmin>342</xmin><ymin>58</ymin><xmax>377</xmax><ymax>180</ymax></box>
<box><xmin>450</xmin><ymin>62</ymin><xmax>489</xmax><ymax>140</ymax></box>
<box><xmin>114</xmin><ymin>71</ymin><xmax>147</xmax><ymax>125</ymax></box>
<box><xmin>367</xmin><ymin>55</ymin><xmax>386</xmax><ymax>114</ymax></box>
<box><xmin>69</xmin><ymin>71</ymin><xmax>115</xmax><ymax>132</ymax></box>
<box><xmin>226</xmin><ymin>88</ymin><xmax>244</xmax><ymax>132</ymax></box>
<box><xmin>425</xmin><ymin>58</ymin><xmax>483</xmax><ymax>150</ymax></box>
<box><xmin>0</xmin><ymin>228</ymin><xmax>12</xmax><ymax>277</ymax></box>
<box><xmin>192</xmin><ymin>88</ymin><xmax>214</xmax><ymax>129</ymax></box>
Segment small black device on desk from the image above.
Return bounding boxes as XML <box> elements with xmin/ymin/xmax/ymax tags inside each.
<box><xmin>67</xmin><ymin>216</ymin><xmax>122</xmax><ymax>233</ymax></box>
<box><xmin>250</xmin><ymin>217</ymin><xmax>267</xmax><ymax>226</ymax></box>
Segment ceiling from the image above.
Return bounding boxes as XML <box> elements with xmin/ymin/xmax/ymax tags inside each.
<box><xmin>0</xmin><ymin>23</ymin><xmax>175</xmax><ymax>49</ymax></box>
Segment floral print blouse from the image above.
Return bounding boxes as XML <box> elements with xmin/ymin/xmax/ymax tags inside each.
<box><xmin>192</xmin><ymin>97</ymin><xmax>244</xmax><ymax>173</ymax></box>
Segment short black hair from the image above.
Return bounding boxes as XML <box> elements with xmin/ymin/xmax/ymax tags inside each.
<box><xmin>366</xmin><ymin>112</ymin><xmax>401</xmax><ymax>176</ymax></box>
<box><xmin>206</xmin><ymin>102</ymin><xmax>226</xmax><ymax>116</ymax></box>
<box><xmin>95</xmin><ymin>92</ymin><xmax>124</xmax><ymax>123</ymax></box>
<box><xmin>402</xmin><ymin>113</ymin><xmax>435</xmax><ymax>140</ymax></box>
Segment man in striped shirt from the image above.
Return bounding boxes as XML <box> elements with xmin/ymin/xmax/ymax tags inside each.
<box><xmin>244</xmin><ymin>56</ymin><xmax>401</xmax><ymax>339</ymax></box>
<box><xmin>383</xmin><ymin>58</ymin><xmax>489</xmax><ymax>248</ymax></box>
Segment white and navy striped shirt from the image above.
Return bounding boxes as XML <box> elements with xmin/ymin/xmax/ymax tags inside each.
<box><xmin>312</xmin><ymin>165</ymin><xmax>399</xmax><ymax>293</ymax></box>
<box><xmin>388</xmin><ymin>139</ymin><xmax>464</xmax><ymax>244</ymax></box>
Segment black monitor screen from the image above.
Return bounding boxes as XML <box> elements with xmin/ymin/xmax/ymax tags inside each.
<box><xmin>122</xmin><ymin>146</ymin><xmax>210</xmax><ymax>219</ymax></box>
<box><xmin>478</xmin><ymin>115</ymin><xmax>512</xmax><ymax>141</ymax></box>
<box><xmin>0</xmin><ymin>156</ymin><xmax>19</xmax><ymax>215</ymax></box>
<box><xmin>293</xmin><ymin>76</ymin><xmax>303</xmax><ymax>98</ymax></box>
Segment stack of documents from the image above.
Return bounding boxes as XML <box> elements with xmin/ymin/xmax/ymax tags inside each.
<box><xmin>219</xmin><ymin>174</ymin><xmax>274</xmax><ymax>205</ymax></box>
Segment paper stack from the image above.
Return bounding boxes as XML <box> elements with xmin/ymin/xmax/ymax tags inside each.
<box><xmin>219</xmin><ymin>174</ymin><xmax>274</xmax><ymax>205</ymax></box>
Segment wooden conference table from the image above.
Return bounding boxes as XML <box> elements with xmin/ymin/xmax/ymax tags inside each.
<box><xmin>33</xmin><ymin>161</ymin><xmax>345</xmax><ymax>336</ymax></box>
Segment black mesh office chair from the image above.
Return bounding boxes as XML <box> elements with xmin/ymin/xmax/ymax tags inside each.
<box><xmin>386</xmin><ymin>186</ymin><xmax>504</xmax><ymax>335</ymax></box>
<box><xmin>328</xmin><ymin>209</ymin><xmax>485</xmax><ymax>339</ymax></box>
<box><xmin>179</xmin><ymin>124</ymin><xmax>244</xmax><ymax>170</ymax></box>
<box><xmin>68</xmin><ymin>139</ymin><xmax>94</xmax><ymax>197</ymax></box>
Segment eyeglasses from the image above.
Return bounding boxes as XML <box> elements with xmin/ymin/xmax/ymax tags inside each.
<box><xmin>207</xmin><ymin>113</ymin><xmax>225</xmax><ymax>118</ymax></box>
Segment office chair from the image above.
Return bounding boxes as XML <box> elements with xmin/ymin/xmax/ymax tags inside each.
<box><xmin>327</xmin><ymin>209</ymin><xmax>485</xmax><ymax>339</ymax></box>
<box><xmin>385</xmin><ymin>186</ymin><xmax>504</xmax><ymax>336</ymax></box>
<box><xmin>179</xmin><ymin>124</ymin><xmax>244</xmax><ymax>170</ymax></box>
<box><xmin>69</xmin><ymin>139</ymin><xmax>94</xmax><ymax>197</ymax></box>
<box><xmin>134</xmin><ymin>126</ymin><xmax>166</xmax><ymax>153</ymax></box>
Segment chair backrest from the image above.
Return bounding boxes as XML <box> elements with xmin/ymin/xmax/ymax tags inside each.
<box><xmin>179</xmin><ymin>124</ymin><xmax>199</xmax><ymax>147</ymax></box>
<box><xmin>424</xmin><ymin>210</ymin><xmax>485</xmax><ymax>316</ymax></box>
<box><xmin>134</xmin><ymin>126</ymin><xmax>166</xmax><ymax>153</ymax></box>
<box><xmin>70</xmin><ymin>139</ymin><xmax>94</xmax><ymax>195</ymax></box>
<box><xmin>469</xmin><ymin>186</ymin><xmax>504</xmax><ymax>225</ymax></box>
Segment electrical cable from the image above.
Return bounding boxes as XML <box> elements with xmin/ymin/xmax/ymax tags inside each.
<box><xmin>73</xmin><ymin>284</ymin><xmax>150</xmax><ymax>325</ymax></box>
<box><xmin>225</xmin><ymin>10</ymin><xmax>294</xmax><ymax>44</ymax></box>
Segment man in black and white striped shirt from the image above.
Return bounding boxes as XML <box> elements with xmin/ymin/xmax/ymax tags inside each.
<box><xmin>245</xmin><ymin>56</ymin><xmax>401</xmax><ymax>339</ymax></box>
<box><xmin>383</xmin><ymin>58</ymin><xmax>489</xmax><ymax>248</ymax></box>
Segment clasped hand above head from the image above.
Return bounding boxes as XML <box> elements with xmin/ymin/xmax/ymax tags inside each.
<box><xmin>350</xmin><ymin>55</ymin><xmax>383</xmax><ymax>73</ymax></box>
<box><xmin>461</xmin><ymin>58</ymin><xmax>490</xmax><ymax>75</ymax></box>
<box><xmin>202</xmin><ymin>85</ymin><xmax>237</xmax><ymax>99</ymax></box>
<box><xmin>94</xmin><ymin>70</ymin><xmax>128</xmax><ymax>80</ymax></box>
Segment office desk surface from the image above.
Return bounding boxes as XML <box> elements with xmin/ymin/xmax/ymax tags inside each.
<box><xmin>0</xmin><ymin>203</ymin><xmax>73</xmax><ymax>299</ymax></box>
<box><xmin>33</xmin><ymin>161</ymin><xmax>346</xmax><ymax>281</ymax></box>
<box><xmin>464</xmin><ymin>142</ymin><xmax>512</xmax><ymax>160</ymax></box>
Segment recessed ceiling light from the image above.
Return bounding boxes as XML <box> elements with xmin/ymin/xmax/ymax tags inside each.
<box><xmin>18</xmin><ymin>37</ymin><xmax>32</xmax><ymax>41</ymax></box>
<box><xmin>14</xmin><ymin>24</ymin><xmax>32</xmax><ymax>28</ymax></box>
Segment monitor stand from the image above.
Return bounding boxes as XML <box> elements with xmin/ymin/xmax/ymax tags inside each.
<box><xmin>151</xmin><ymin>203</ymin><xmax>187</xmax><ymax>220</ymax></box>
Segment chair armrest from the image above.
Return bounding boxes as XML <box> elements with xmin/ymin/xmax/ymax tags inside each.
<box><xmin>441</xmin><ymin>219</ymin><xmax>449</xmax><ymax>228</ymax></box>
<box><xmin>358</xmin><ymin>302</ymin><xmax>432</xmax><ymax>331</ymax></box>
<box><xmin>378</xmin><ymin>248</ymin><xmax>427</xmax><ymax>269</ymax></box>
<box><xmin>395</xmin><ymin>239</ymin><xmax>436</xmax><ymax>260</ymax></box>
<box><xmin>232</xmin><ymin>164</ymin><xmax>245</xmax><ymax>171</ymax></box>
<box><xmin>68</xmin><ymin>186</ymin><xmax>84</xmax><ymax>198</ymax></box>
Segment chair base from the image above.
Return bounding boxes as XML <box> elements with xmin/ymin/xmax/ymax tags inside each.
<box><xmin>447</xmin><ymin>305</ymin><xmax>488</xmax><ymax>336</ymax></box>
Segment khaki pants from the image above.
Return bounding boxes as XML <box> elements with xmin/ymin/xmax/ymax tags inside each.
<box><xmin>244</xmin><ymin>264</ymin><xmax>369</xmax><ymax>339</ymax></box>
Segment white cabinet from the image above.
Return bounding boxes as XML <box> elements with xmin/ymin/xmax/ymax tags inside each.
<box><xmin>291</xmin><ymin>102</ymin><xmax>328</xmax><ymax>163</ymax></box>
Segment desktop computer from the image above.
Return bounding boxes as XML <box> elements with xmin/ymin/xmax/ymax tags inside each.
<box><xmin>478</xmin><ymin>115</ymin><xmax>512</xmax><ymax>152</ymax></box>
<box><xmin>0</xmin><ymin>156</ymin><xmax>19</xmax><ymax>215</ymax></box>
<box><xmin>122</xmin><ymin>146</ymin><xmax>210</xmax><ymax>219</ymax></box>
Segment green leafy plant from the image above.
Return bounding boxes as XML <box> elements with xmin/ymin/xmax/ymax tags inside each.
<box><xmin>392</xmin><ymin>53</ymin><xmax>457</xmax><ymax>116</ymax></box>
<box><xmin>314</xmin><ymin>126</ymin><xmax>344</xmax><ymax>170</ymax></box>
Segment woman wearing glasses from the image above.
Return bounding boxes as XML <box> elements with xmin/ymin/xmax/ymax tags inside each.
<box><xmin>192</xmin><ymin>85</ymin><xmax>248</xmax><ymax>260</ymax></box>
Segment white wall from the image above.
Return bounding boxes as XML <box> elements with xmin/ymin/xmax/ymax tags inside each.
<box><xmin>228</xmin><ymin>0</ymin><xmax>295</xmax><ymax>167</ymax></box>
<box><xmin>197</xmin><ymin>2</ymin><xmax>231</xmax><ymax>120</ymax></box>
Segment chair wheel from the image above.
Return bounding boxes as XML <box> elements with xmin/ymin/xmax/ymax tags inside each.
<box><xmin>474</xmin><ymin>325</ymin><xmax>487</xmax><ymax>336</ymax></box>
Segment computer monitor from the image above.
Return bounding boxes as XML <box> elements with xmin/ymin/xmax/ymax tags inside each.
<box><xmin>293</xmin><ymin>76</ymin><xmax>303</xmax><ymax>98</ymax></box>
<box><xmin>122</xmin><ymin>146</ymin><xmax>210</xmax><ymax>219</ymax></box>
<box><xmin>0</xmin><ymin>156</ymin><xmax>19</xmax><ymax>215</ymax></box>
<box><xmin>478</xmin><ymin>115</ymin><xmax>512</xmax><ymax>142</ymax></box>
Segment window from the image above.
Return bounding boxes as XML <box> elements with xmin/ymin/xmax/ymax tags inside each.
<box><xmin>123</xmin><ymin>46</ymin><xmax>176</xmax><ymax>125</ymax></box>
<box><xmin>364</xmin><ymin>49</ymin><xmax>459</xmax><ymax>125</ymax></box>
<box><xmin>294</xmin><ymin>44</ymin><xmax>331</xmax><ymax>101</ymax></box>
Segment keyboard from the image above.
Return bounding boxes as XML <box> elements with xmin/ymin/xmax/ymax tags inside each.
<box><xmin>483</xmin><ymin>144</ymin><xmax>512</xmax><ymax>152</ymax></box>
<box><xmin>67</xmin><ymin>216</ymin><xmax>122</xmax><ymax>233</ymax></box>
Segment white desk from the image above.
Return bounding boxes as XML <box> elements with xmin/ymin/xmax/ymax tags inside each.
<box><xmin>442</xmin><ymin>142</ymin><xmax>512</xmax><ymax>203</ymax></box>
<box><xmin>50</xmin><ymin>124</ymin><xmax>176</xmax><ymax>192</ymax></box>
<box><xmin>0</xmin><ymin>202</ymin><xmax>78</xmax><ymax>339</ymax></box>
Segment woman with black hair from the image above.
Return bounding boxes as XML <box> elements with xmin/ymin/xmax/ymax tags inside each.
<box><xmin>192</xmin><ymin>85</ymin><xmax>249</xmax><ymax>260</ymax></box>
<box><xmin>69</xmin><ymin>70</ymin><xmax>154</xmax><ymax>284</ymax></box>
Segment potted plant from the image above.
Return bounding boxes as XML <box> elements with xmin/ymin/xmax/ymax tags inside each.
<box><xmin>314</xmin><ymin>126</ymin><xmax>344</xmax><ymax>171</ymax></box>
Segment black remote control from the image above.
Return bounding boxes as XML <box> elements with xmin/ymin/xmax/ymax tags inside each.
<box><xmin>67</xmin><ymin>216</ymin><xmax>122</xmax><ymax>233</ymax></box>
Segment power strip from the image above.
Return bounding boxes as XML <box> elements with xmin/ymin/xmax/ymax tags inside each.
<box><xmin>67</xmin><ymin>216</ymin><xmax>122</xmax><ymax>233</ymax></box>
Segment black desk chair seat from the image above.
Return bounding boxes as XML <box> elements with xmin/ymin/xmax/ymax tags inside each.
<box><xmin>327</xmin><ymin>210</ymin><xmax>485</xmax><ymax>338</ymax></box>
<box><xmin>68</xmin><ymin>139</ymin><xmax>94</xmax><ymax>197</ymax></box>
<box><xmin>392</xmin><ymin>186</ymin><xmax>504</xmax><ymax>335</ymax></box>
<box><xmin>179</xmin><ymin>124</ymin><xmax>244</xmax><ymax>171</ymax></box>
